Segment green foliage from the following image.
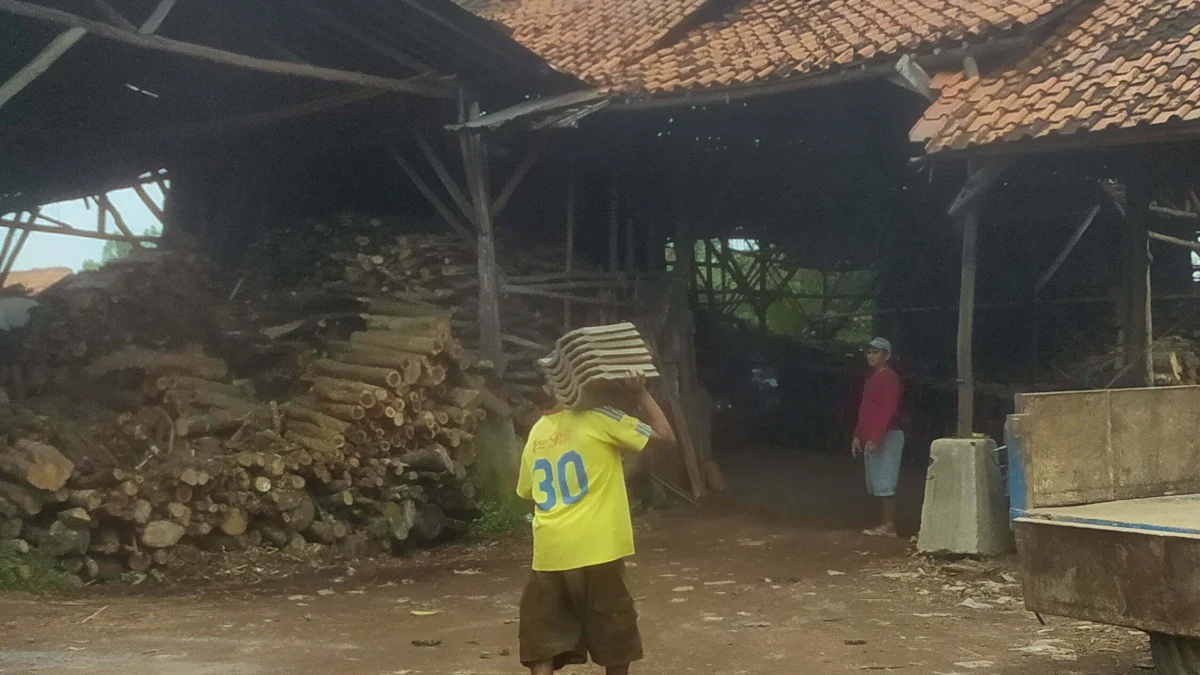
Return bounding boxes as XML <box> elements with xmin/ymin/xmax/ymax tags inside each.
<box><xmin>80</xmin><ymin>225</ymin><xmax>161</xmax><ymax>271</ymax></box>
<box><xmin>0</xmin><ymin>542</ymin><xmax>75</xmax><ymax>594</ymax></box>
<box><xmin>467</xmin><ymin>501</ymin><xmax>529</xmax><ymax>542</ymax></box>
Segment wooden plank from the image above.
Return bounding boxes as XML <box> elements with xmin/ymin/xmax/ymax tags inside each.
<box><xmin>1035</xmin><ymin>203</ymin><xmax>1101</xmax><ymax>295</ymax></box>
<box><xmin>491</xmin><ymin>133</ymin><xmax>551</xmax><ymax>220</ymax></box>
<box><xmin>0</xmin><ymin>28</ymin><xmax>86</xmax><ymax>109</ymax></box>
<box><xmin>0</xmin><ymin>0</ymin><xmax>451</xmax><ymax>97</ymax></box>
<box><xmin>956</xmin><ymin>204</ymin><xmax>980</xmax><ymax>438</ymax></box>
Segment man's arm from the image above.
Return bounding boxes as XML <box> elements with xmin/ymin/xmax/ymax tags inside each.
<box><xmin>635</xmin><ymin>387</ymin><xmax>676</xmax><ymax>446</ymax></box>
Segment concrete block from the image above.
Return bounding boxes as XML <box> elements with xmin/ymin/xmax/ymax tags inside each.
<box><xmin>918</xmin><ymin>437</ymin><xmax>1013</xmax><ymax>556</ymax></box>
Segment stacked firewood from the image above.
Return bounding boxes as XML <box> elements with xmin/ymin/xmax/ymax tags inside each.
<box><xmin>0</xmin><ymin>300</ymin><xmax>483</xmax><ymax>581</ymax></box>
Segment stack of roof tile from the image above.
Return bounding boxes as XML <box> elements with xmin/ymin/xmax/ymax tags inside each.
<box><xmin>538</xmin><ymin>322</ymin><xmax>660</xmax><ymax>409</ymax></box>
<box><xmin>913</xmin><ymin>0</ymin><xmax>1200</xmax><ymax>153</ymax></box>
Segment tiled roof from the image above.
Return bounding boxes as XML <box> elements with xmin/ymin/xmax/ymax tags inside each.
<box><xmin>467</xmin><ymin>0</ymin><xmax>1073</xmax><ymax>93</ymax></box>
<box><xmin>474</xmin><ymin>0</ymin><xmax>713</xmax><ymax>88</ymax></box>
<box><xmin>914</xmin><ymin>0</ymin><xmax>1200</xmax><ymax>153</ymax></box>
<box><xmin>626</xmin><ymin>0</ymin><xmax>1071</xmax><ymax>93</ymax></box>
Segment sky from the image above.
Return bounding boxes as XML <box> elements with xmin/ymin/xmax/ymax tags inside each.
<box><xmin>4</xmin><ymin>183</ymin><xmax>166</xmax><ymax>272</ymax></box>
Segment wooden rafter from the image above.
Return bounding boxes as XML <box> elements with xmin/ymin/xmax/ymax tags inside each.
<box><xmin>491</xmin><ymin>133</ymin><xmax>551</xmax><ymax>220</ymax></box>
<box><xmin>388</xmin><ymin>149</ymin><xmax>473</xmax><ymax>242</ymax></box>
<box><xmin>0</xmin><ymin>216</ymin><xmax>159</xmax><ymax>244</ymax></box>
<box><xmin>413</xmin><ymin>132</ymin><xmax>475</xmax><ymax>224</ymax></box>
<box><xmin>0</xmin><ymin>0</ymin><xmax>452</xmax><ymax>98</ymax></box>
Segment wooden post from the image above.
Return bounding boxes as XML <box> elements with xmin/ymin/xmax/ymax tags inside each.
<box><xmin>564</xmin><ymin>163</ymin><xmax>576</xmax><ymax>330</ymax></box>
<box><xmin>956</xmin><ymin>204</ymin><xmax>980</xmax><ymax>438</ymax></box>
<box><xmin>1123</xmin><ymin>169</ymin><xmax>1153</xmax><ymax>386</ymax></box>
<box><xmin>460</xmin><ymin>97</ymin><xmax>502</xmax><ymax>369</ymax></box>
<box><xmin>0</xmin><ymin>28</ymin><xmax>85</xmax><ymax>110</ymax></box>
<box><xmin>609</xmin><ymin>173</ymin><xmax>620</xmax><ymax>272</ymax></box>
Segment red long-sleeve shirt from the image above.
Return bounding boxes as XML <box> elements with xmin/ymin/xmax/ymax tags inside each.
<box><xmin>854</xmin><ymin>367</ymin><xmax>901</xmax><ymax>445</ymax></box>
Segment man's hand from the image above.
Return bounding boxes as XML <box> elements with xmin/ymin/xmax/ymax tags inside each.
<box><xmin>620</xmin><ymin>369</ymin><xmax>647</xmax><ymax>392</ymax></box>
<box><xmin>864</xmin><ymin>441</ymin><xmax>878</xmax><ymax>455</ymax></box>
<box><xmin>851</xmin><ymin>438</ymin><xmax>862</xmax><ymax>457</ymax></box>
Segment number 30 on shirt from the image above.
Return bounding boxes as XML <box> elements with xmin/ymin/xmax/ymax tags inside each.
<box><xmin>532</xmin><ymin>450</ymin><xmax>590</xmax><ymax>511</ymax></box>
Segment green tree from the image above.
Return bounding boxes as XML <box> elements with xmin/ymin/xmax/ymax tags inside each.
<box><xmin>81</xmin><ymin>225</ymin><xmax>161</xmax><ymax>270</ymax></box>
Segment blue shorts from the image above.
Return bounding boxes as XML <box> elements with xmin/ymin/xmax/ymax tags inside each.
<box><xmin>864</xmin><ymin>430</ymin><xmax>905</xmax><ymax>497</ymax></box>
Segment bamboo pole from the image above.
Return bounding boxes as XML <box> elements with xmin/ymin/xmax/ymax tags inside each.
<box><xmin>0</xmin><ymin>0</ymin><xmax>450</xmax><ymax>97</ymax></box>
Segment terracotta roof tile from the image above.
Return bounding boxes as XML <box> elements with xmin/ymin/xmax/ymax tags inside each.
<box><xmin>916</xmin><ymin>0</ymin><xmax>1200</xmax><ymax>153</ymax></box>
<box><xmin>470</xmin><ymin>0</ymin><xmax>1071</xmax><ymax>92</ymax></box>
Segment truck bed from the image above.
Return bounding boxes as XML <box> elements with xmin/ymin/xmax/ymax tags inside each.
<box><xmin>1022</xmin><ymin>493</ymin><xmax>1200</xmax><ymax>537</ymax></box>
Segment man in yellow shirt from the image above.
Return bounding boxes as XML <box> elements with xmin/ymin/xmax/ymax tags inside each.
<box><xmin>517</xmin><ymin>374</ymin><xmax>675</xmax><ymax>675</ymax></box>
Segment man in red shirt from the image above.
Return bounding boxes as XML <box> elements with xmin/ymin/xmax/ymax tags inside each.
<box><xmin>852</xmin><ymin>337</ymin><xmax>904</xmax><ymax>537</ymax></box>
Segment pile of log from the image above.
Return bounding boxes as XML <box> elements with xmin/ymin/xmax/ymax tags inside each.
<box><xmin>1049</xmin><ymin>335</ymin><xmax>1200</xmax><ymax>390</ymax></box>
<box><xmin>0</xmin><ymin>308</ymin><xmax>482</xmax><ymax>582</ymax></box>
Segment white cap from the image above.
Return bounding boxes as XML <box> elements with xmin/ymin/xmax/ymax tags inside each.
<box><xmin>868</xmin><ymin>337</ymin><xmax>892</xmax><ymax>353</ymax></box>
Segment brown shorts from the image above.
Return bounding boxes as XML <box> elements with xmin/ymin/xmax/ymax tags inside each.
<box><xmin>518</xmin><ymin>559</ymin><xmax>643</xmax><ymax>668</ymax></box>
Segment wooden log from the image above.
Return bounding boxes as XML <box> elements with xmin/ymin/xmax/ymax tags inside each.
<box><xmin>85</xmin><ymin>556</ymin><xmax>124</xmax><ymax>581</ymax></box>
<box><xmin>126</xmin><ymin>550</ymin><xmax>152</xmax><ymax>573</ymax></box>
<box><xmin>414</xmin><ymin>503</ymin><xmax>446</xmax><ymax>541</ymax></box>
<box><xmin>327</xmin><ymin>345</ymin><xmax>425</xmax><ymax>385</ymax></box>
<box><xmin>253</xmin><ymin>520</ymin><xmax>289</xmax><ymax>548</ymax></box>
<box><xmin>178</xmin><ymin>467</ymin><xmax>212</xmax><ymax>487</ymax></box>
<box><xmin>253</xmin><ymin>476</ymin><xmax>272</xmax><ymax>493</ymax></box>
<box><xmin>285</xmin><ymin>420</ymin><xmax>346</xmax><ymax>448</ymax></box>
<box><xmin>363</xmin><ymin>315</ymin><xmax>451</xmax><ymax>340</ymax></box>
<box><xmin>304</xmin><ymin>402</ymin><xmax>365</xmax><ymax>422</ymax></box>
<box><xmin>306</xmin><ymin>519</ymin><xmax>348</xmax><ymax>544</ymax></box>
<box><xmin>287</xmin><ymin>494</ymin><xmax>316</xmax><ymax>533</ymax></box>
<box><xmin>0</xmin><ymin>439</ymin><xmax>74</xmax><ymax>491</ymax></box>
<box><xmin>156</xmin><ymin>375</ymin><xmax>245</xmax><ymax>398</ymax></box>
<box><xmin>175</xmin><ymin>410</ymin><xmax>247</xmax><ymax>437</ymax></box>
<box><xmin>166</xmin><ymin>501</ymin><xmax>192</xmax><ymax>525</ymax></box>
<box><xmin>366</xmin><ymin>297</ymin><xmax>451</xmax><ymax>319</ymax></box>
<box><xmin>445</xmin><ymin>388</ymin><xmax>482</xmax><ymax>409</ymax></box>
<box><xmin>350</xmin><ymin>330</ymin><xmax>444</xmax><ymax>356</ymax></box>
<box><xmin>312</xmin><ymin>376</ymin><xmax>387</xmax><ymax>404</ymax></box>
<box><xmin>87</xmin><ymin>348</ymin><xmax>227</xmax><ymax>380</ymax></box>
<box><xmin>283</xmin><ymin>404</ymin><xmax>354</xmax><ymax>433</ymax></box>
<box><xmin>57</xmin><ymin>507</ymin><xmax>91</xmax><ymax>528</ymax></box>
<box><xmin>312</xmin><ymin>359</ymin><xmax>402</xmax><ymax>389</ymax></box>
<box><xmin>417</xmin><ymin>364</ymin><xmax>447</xmax><ymax>387</ymax></box>
<box><xmin>399</xmin><ymin>445</ymin><xmax>454</xmax><ymax>474</ymax></box>
<box><xmin>284</xmin><ymin>431</ymin><xmax>341</xmax><ymax>459</ymax></box>
<box><xmin>0</xmin><ymin>480</ymin><xmax>46</xmax><ymax>515</ymax></box>
<box><xmin>167</xmin><ymin>388</ymin><xmax>256</xmax><ymax>412</ymax></box>
<box><xmin>89</xmin><ymin>527</ymin><xmax>121</xmax><ymax>555</ymax></box>
<box><xmin>130</xmin><ymin>499</ymin><xmax>153</xmax><ymax>525</ymax></box>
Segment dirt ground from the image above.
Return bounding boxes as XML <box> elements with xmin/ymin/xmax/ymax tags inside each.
<box><xmin>0</xmin><ymin>449</ymin><xmax>1154</xmax><ymax>675</ymax></box>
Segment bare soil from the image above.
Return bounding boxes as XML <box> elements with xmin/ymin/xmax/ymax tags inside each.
<box><xmin>0</xmin><ymin>508</ymin><xmax>1149</xmax><ymax>675</ymax></box>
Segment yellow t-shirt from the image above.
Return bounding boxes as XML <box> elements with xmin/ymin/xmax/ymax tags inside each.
<box><xmin>516</xmin><ymin>406</ymin><xmax>652</xmax><ymax>572</ymax></box>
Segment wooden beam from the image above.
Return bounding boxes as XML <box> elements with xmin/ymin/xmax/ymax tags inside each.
<box><xmin>0</xmin><ymin>0</ymin><xmax>451</xmax><ymax>97</ymax></box>
<box><xmin>948</xmin><ymin>158</ymin><xmax>1012</xmax><ymax>218</ymax></box>
<box><xmin>388</xmin><ymin>149</ymin><xmax>473</xmax><ymax>242</ymax></box>
<box><xmin>956</xmin><ymin>204</ymin><xmax>980</xmax><ymax>438</ymax></box>
<box><xmin>0</xmin><ymin>218</ymin><xmax>159</xmax><ymax>244</ymax></box>
<box><xmin>609</xmin><ymin>173</ymin><xmax>619</xmax><ymax>272</ymax></box>
<box><xmin>491</xmin><ymin>133</ymin><xmax>551</xmax><ymax>220</ymax></box>
<box><xmin>299</xmin><ymin>1</ymin><xmax>431</xmax><ymax>73</ymax></box>
<box><xmin>0</xmin><ymin>28</ymin><xmax>86</xmax><ymax>109</ymax></box>
<box><xmin>88</xmin><ymin>0</ymin><xmax>135</xmax><ymax>30</ymax></box>
<box><xmin>413</xmin><ymin>132</ymin><xmax>475</xmax><ymax>224</ymax></box>
<box><xmin>1149</xmin><ymin>230</ymin><xmax>1200</xmax><ymax>253</ymax></box>
<box><xmin>1034</xmin><ymin>203</ymin><xmax>1101</xmax><ymax>295</ymax></box>
<box><xmin>138</xmin><ymin>0</ymin><xmax>176</xmax><ymax>34</ymax></box>
<box><xmin>460</xmin><ymin>96</ymin><xmax>502</xmax><ymax>368</ymax></box>
<box><xmin>132</xmin><ymin>183</ymin><xmax>165</xmax><ymax>225</ymax></box>
<box><xmin>98</xmin><ymin>194</ymin><xmax>139</xmax><ymax>243</ymax></box>
<box><xmin>0</xmin><ymin>212</ymin><xmax>24</xmax><ymax>274</ymax></box>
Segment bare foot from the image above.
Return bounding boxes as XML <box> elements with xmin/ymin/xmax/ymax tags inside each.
<box><xmin>862</xmin><ymin>525</ymin><xmax>898</xmax><ymax>537</ymax></box>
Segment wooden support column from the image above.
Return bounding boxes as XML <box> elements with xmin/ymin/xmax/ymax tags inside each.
<box><xmin>460</xmin><ymin>98</ymin><xmax>502</xmax><ymax>370</ymax></box>
<box><xmin>564</xmin><ymin>163</ymin><xmax>576</xmax><ymax>330</ymax></box>
<box><xmin>956</xmin><ymin>204</ymin><xmax>980</xmax><ymax>438</ymax></box>
<box><xmin>609</xmin><ymin>173</ymin><xmax>620</xmax><ymax>272</ymax></box>
<box><xmin>1122</xmin><ymin>169</ymin><xmax>1153</xmax><ymax>386</ymax></box>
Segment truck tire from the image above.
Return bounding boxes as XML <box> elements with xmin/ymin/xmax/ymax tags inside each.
<box><xmin>1151</xmin><ymin>633</ymin><xmax>1200</xmax><ymax>674</ymax></box>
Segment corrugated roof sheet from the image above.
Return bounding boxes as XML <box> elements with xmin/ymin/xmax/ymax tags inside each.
<box><xmin>466</xmin><ymin>0</ymin><xmax>1073</xmax><ymax>93</ymax></box>
<box><xmin>914</xmin><ymin>0</ymin><xmax>1200</xmax><ymax>153</ymax></box>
